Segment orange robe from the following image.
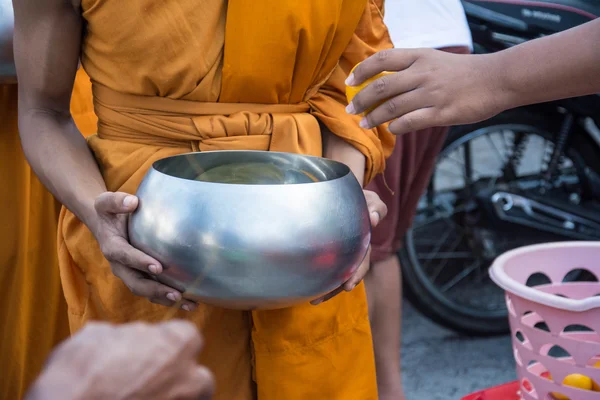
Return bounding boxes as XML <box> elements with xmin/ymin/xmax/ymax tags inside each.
<box><xmin>0</xmin><ymin>69</ymin><xmax>96</xmax><ymax>399</ymax></box>
<box><xmin>59</xmin><ymin>2</ymin><xmax>394</xmax><ymax>399</ymax></box>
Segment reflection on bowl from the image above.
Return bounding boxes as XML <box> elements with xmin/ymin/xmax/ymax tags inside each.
<box><xmin>129</xmin><ymin>150</ymin><xmax>370</xmax><ymax>310</ymax></box>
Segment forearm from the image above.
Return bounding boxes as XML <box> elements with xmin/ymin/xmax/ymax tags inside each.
<box><xmin>18</xmin><ymin>107</ymin><xmax>106</xmax><ymax>232</ymax></box>
<box><xmin>493</xmin><ymin>19</ymin><xmax>600</xmax><ymax>111</ymax></box>
<box><xmin>322</xmin><ymin>128</ymin><xmax>366</xmax><ymax>187</ymax></box>
<box><xmin>13</xmin><ymin>0</ymin><xmax>106</xmax><ymax>231</ymax></box>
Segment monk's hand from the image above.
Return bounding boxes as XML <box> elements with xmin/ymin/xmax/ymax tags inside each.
<box><xmin>27</xmin><ymin>321</ymin><xmax>215</xmax><ymax>400</ymax></box>
<box><xmin>345</xmin><ymin>48</ymin><xmax>502</xmax><ymax>135</ymax></box>
<box><xmin>311</xmin><ymin>190</ymin><xmax>387</xmax><ymax>305</ymax></box>
<box><xmin>92</xmin><ymin>191</ymin><xmax>197</xmax><ymax>311</ymax></box>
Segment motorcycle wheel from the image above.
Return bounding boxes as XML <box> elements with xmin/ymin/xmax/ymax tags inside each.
<box><xmin>398</xmin><ymin>108</ymin><xmax>597</xmax><ymax>336</ymax></box>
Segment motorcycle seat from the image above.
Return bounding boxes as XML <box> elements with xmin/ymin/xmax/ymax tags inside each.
<box><xmin>463</xmin><ymin>0</ymin><xmax>598</xmax><ymax>34</ymax></box>
<box><xmin>539</xmin><ymin>0</ymin><xmax>600</xmax><ymax>18</ymax></box>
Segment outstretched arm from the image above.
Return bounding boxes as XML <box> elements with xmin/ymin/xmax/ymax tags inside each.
<box><xmin>347</xmin><ymin>19</ymin><xmax>600</xmax><ymax>134</ymax></box>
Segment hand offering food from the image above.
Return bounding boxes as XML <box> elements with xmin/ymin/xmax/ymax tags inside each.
<box><xmin>345</xmin><ymin>64</ymin><xmax>393</xmax><ymax>116</ymax></box>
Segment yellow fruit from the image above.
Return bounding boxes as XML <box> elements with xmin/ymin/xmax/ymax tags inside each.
<box><xmin>550</xmin><ymin>373</ymin><xmax>594</xmax><ymax>400</ymax></box>
<box><xmin>551</xmin><ymin>393</ymin><xmax>568</xmax><ymax>400</ymax></box>
<box><xmin>592</xmin><ymin>361</ymin><xmax>600</xmax><ymax>391</ymax></box>
<box><xmin>345</xmin><ymin>64</ymin><xmax>394</xmax><ymax>115</ymax></box>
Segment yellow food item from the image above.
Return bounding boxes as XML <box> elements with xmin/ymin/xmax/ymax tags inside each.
<box><xmin>345</xmin><ymin>64</ymin><xmax>394</xmax><ymax>115</ymax></box>
<box><xmin>592</xmin><ymin>361</ymin><xmax>600</xmax><ymax>391</ymax></box>
<box><xmin>563</xmin><ymin>373</ymin><xmax>592</xmax><ymax>390</ymax></box>
<box><xmin>550</xmin><ymin>373</ymin><xmax>594</xmax><ymax>400</ymax></box>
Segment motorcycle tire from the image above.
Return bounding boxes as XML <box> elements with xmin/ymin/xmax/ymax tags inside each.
<box><xmin>398</xmin><ymin>107</ymin><xmax>600</xmax><ymax>336</ymax></box>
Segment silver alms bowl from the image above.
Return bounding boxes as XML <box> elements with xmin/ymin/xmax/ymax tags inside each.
<box><xmin>129</xmin><ymin>150</ymin><xmax>370</xmax><ymax>310</ymax></box>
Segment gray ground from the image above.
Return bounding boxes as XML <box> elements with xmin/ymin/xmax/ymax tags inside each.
<box><xmin>397</xmin><ymin>126</ymin><xmax>550</xmax><ymax>399</ymax></box>
<box><xmin>401</xmin><ymin>301</ymin><xmax>517</xmax><ymax>400</ymax></box>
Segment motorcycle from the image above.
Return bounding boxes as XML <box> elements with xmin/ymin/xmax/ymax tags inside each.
<box><xmin>399</xmin><ymin>0</ymin><xmax>600</xmax><ymax>335</ymax></box>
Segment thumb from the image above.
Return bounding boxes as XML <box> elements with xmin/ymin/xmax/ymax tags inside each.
<box><xmin>94</xmin><ymin>192</ymin><xmax>139</xmax><ymax>215</ymax></box>
<box><xmin>364</xmin><ymin>190</ymin><xmax>387</xmax><ymax>228</ymax></box>
<box><xmin>347</xmin><ymin>49</ymin><xmax>418</xmax><ymax>86</ymax></box>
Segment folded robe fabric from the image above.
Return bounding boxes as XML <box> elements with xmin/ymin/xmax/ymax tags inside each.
<box><xmin>0</xmin><ymin>68</ymin><xmax>97</xmax><ymax>400</ymax></box>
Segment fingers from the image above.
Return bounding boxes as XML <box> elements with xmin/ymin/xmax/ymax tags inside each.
<box><xmin>360</xmin><ymin>88</ymin><xmax>430</xmax><ymax>129</ymax></box>
<box><xmin>363</xmin><ymin>190</ymin><xmax>387</xmax><ymax>228</ymax></box>
<box><xmin>159</xmin><ymin>320</ymin><xmax>203</xmax><ymax>355</ymax></box>
<box><xmin>77</xmin><ymin>321</ymin><xmax>115</xmax><ymax>337</ymax></box>
<box><xmin>192</xmin><ymin>366</ymin><xmax>216</xmax><ymax>400</ymax></box>
<box><xmin>168</xmin><ymin>366</ymin><xmax>215</xmax><ymax>400</ymax></box>
<box><xmin>388</xmin><ymin>108</ymin><xmax>438</xmax><ymax>135</ymax></box>
<box><xmin>348</xmin><ymin>71</ymin><xmax>418</xmax><ymax>116</ymax></box>
<box><xmin>93</xmin><ymin>192</ymin><xmax>198</xmax><ymax>311</ymax></box>
<box><xmin>343</xmin><ymin>246</ymin><xmax>371</xmax><ymax>291</ymax></box>
<box><xmin>346</xmin><ymin>48</ymin><xmax>421</xmax><ymax>86</ymax></box>
<box><xmin>310</xmin><ymin>286</ymin><xmax>344</xmax><ymax>306</ymax></box>
<box><xmin>169</xmin><ymin>365</ymin><xmax>215</xmax><ymax>400</ymax></box>
<box><xmin>112</xmin><ymin>264</ymin><xmax>198</xmax><ymax>311</ymax></box>
<box><xmin>95</xmin><ymin>192</ymin><xmax>139</xmax><ymax>215</ymax></box>
<box><xmin>53</xmin><ymin>321</ymin><xmax>113</xmax><ymax>355</ymax></box>
<box><xmin>310</xmin><ymin>244</ymin><xmax>373</xmax><ymax>305</ymax></box>
<box><xmin>101</xmin><ymin>235</ymin><xmax>163</xmax><ymax>275</ymax></box>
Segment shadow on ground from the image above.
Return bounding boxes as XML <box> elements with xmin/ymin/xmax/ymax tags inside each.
<box><xmin>402</xmin><ymin>303</ymin><xmax>517</xmax><ymax>400</ymax></box>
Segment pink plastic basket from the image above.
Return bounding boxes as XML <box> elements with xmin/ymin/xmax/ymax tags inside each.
<box><xmin>490</xmin><ymin>242</ymin><xmax>600</xmax><ymax>400</ymax></box>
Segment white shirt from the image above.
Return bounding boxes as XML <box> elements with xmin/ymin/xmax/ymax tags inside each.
<box><xmin>384</xmin><ymin>0</ymin><xmax>473</xmax><ymax>50</ymax></box>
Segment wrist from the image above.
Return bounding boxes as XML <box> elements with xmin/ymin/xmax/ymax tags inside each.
<box><xmin>484</xmin><ymin>51</ymin><xmax>519</xmax><ymax>114</ymax></box>
<box><xmin>321</xmin><ymin>126</ymin><xmax>366</xmax><ymax>186</ymax></box>
<box><xmin>80</xmin><ymin>201</ymin><xmax>102</xmax><ymax>239</ymax></box>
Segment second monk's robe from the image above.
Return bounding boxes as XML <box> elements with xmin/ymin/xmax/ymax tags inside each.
<box><xmin>59</xmin><ymin>2</ymin><xmax>394</xmax><ymax>399</ymax></box>
<box><xmin>0</xmin><ymin>68</ymin><xmax>97</xmax><ymax>400</ymax></box>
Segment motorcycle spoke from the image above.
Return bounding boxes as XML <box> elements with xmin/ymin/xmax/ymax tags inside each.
<box><xmin>501</xmin><ymin>129</ymin><xmax>513</xmax><ymax>155</ymax></box>
<box><xmin>416</xmin><ymin>251</ymin><xmax>473</xmax><ymax>260</ymax></box>
<box><xmin>464</xmin><ymin>142</ymin><xmax>473</xmax><ymax>185</ymax></box>
<box><xmin>446</xmin><ymin>155</ymin><xmax>488</xmax><ymax>180</ymax></box>
<box><xmin>485</xmin><ymin>133</ymin><xmax>505</xmax><ymax>164</ymax></box>
<box><xmin>540</xmin><ymin>139</ymin><xmax>552</xmax><ymax>172</ymax></box>
<box><xmin>412</xmin><ymin>237</ymin><xmax>447</xmax><ymax>246</ymax></box>
<box><xmin>413</xmin><ymin>212</ymin><xmax>468</xmax><ymax>233</ymax></box>
<box><xmin>420</xmin><ymin>228</ymin><xmax>455</xmax><ymax>271</ymax></box>
<box><xmin>428</xmin><ymin>232</ymin><xmax>465</xmax><ymax>282</ymax></box>
<box><xmin>437</xmin><ymin>166</ymin><xmax>467</xmax><ymax>180</ymax></box>
<box><xmin>440</xmin><ymin>260</ymin><xmax>483</xmax><ymax>293</ymax></box>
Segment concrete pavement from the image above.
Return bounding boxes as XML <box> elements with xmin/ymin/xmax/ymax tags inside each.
<box><xmin>401</xmin><ymin>303</ymin><xmax>517</xmax><ymax>400</ymax></box>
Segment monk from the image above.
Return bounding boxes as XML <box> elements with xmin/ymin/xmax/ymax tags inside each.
<box><xmin>13</xmin><ymin>1</ymin><xmax>394</xmax><ymax>399</ymax></box>
<box><xmin>0</xmin><ymin>67</ymin><xmax>97</xmax><ymax>399</ymax></box>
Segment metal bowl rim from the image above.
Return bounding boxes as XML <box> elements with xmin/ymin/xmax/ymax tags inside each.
<box><xmin>149</xmin><ymin>150</ymin><xmax>355</xmax><ymax>187</ymax></box>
